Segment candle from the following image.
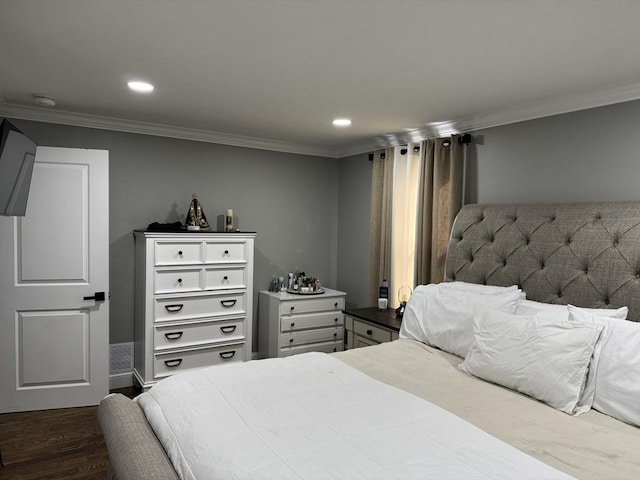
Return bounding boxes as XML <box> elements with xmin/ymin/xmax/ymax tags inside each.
<box><xmin>225</xmin><ymin>209</ymin><xmax>234</xmax><ymax>231</ymax></box>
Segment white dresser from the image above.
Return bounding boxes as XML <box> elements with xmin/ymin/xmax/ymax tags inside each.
<box><xmin>258</xmin><ymin>288</ymin><xmax>346</xmax><ymax>358</ymax></box>
<box><xmin>133</xmin><ymin>231</ymin><xmax>255</xmax><ymax>389</ymax></box>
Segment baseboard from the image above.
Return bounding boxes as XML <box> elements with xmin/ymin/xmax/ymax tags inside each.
<box><xmin>109</xmin><ymin>372</ymin><xmax>134</xmax><ymax>390</ymax></box>
<box><xmin>111</xmin><ymin>353</ymin><xmax>259</xmax><ymax>389</ymax></box>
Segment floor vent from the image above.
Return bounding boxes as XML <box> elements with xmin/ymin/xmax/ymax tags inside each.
<box><xmin>110</xmin><ymin>342</ymin><xmax>133</xmax><ymax>374</ymax></box>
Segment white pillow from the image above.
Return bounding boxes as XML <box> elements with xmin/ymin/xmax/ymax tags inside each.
<box><xmin>399</xmin><ymin>284</ymin><xmax>522</xmax><ymax>358</ymax></box>
<box><xmin>439</xmin><ymin>281</ymin><xmax>522</xmax><ymax>295</ymax></box>
<box><xmin>515</xmin><ymin>299</ymin><xmax>628</xmax><ymax>321</ymax></box>
<box><xmin>460</xmin><ymin>309</ymin><xmax>604</xmax><ymax>415</ymax></box>
<box><xmin>568</xmin><ymin>307</ymin><xmax>640</xmax><ymax>427</ymax></box>
<box><xmin>506</xmin><ymin>302</ymin><xmax>630</xmax><ymax>414</ymax></box>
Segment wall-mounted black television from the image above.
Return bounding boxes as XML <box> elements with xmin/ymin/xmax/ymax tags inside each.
<box><xmin>0</xmin><ymin>118</ymin><xmax>37</xmax><ymax>216</ymax></box>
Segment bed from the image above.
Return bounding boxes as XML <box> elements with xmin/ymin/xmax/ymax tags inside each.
<box><xmin>98</xmin><ymin>202</ymin><xmax>640</xmax><ymax>480</ymax></box>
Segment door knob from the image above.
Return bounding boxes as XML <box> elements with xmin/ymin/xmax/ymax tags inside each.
<box><xmin>83</xmin><ymin>291</ymin><xmax>105</xmax><ymax>302</ymax></box>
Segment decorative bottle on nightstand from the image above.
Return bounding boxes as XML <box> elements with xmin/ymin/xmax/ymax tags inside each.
<box><xmin>378</xmin><ymin>279</ymin><xmax>389</xmax><ymax>309</ymax></box>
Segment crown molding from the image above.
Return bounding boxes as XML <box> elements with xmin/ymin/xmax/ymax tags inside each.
<box><xmin>336</xmin><ymin>82</ymin><xmax>640</xmax><ymax>158</ymax></box>
<box><xmin>0</xmin><ymin>103</ymin><xmax>339</xmax><ymax>158</ymax></box>
<box><xmin>2</xmin><ymin>82</ymin><xmax>638</xmax><ymax>160</ymax></box>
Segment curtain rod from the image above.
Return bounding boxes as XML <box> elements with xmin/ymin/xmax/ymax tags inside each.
<box><xmin>368</xmin><ymin>133</ymin><xmax>472</xmax><ymax>161</ymax></box>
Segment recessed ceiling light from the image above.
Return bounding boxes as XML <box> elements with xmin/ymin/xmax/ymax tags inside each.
<box><xmin>127</xmin><ymin>81</ymin><xmax>154</xmax><ymax>93</ymax></box>
<box><xmin>332</xmin><ymin>118</ymin><xmax>352</xmax><ymax>127</ymax></box>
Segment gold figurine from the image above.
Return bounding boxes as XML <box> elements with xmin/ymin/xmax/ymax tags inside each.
<box><xmin>185</xmin><ymin>193</ymin><xmax>210</xmax><ymax>231</ymax></box>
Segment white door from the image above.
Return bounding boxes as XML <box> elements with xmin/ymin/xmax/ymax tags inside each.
<box><xmin>0</xmin><ymin>147</ymin><xmax>109</xmax><ymax>413</ymax></box>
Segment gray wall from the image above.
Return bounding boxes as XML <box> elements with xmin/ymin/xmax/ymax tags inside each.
<box><xmin>336</xmin><ymin>152</ymin><xmax>372</xmax><ymax>309</ymax></box>
<box><xmin>465</xmin><ymin>100</ymin><xmax>640</xmax><ymax>204</ymax></box>
<box><xmin>12</xmin><ymin>119</ymin><xmax>340</xmax><ymax>348</ymax></box>
<box><xmin>12</xmin><ymin>100</ymin><xmax>640</xmax><ymax>341</ymax></box>
<box><xmin>337</xmin><ymin>100</ymin><xmax>640</xmax><ymax>308</ymax></box>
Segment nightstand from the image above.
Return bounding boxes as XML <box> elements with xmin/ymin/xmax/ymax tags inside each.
<box><xmin>343</xmin><ymin>307</ymin><xmax>402</xmax><ymax>349</ymax></box>
<box><xmin>258</xmin><ymin>288</ymin><xmax>346</xmax><ymax>358</ymax></box>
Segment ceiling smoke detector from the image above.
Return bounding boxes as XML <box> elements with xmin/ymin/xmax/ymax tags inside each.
<box><xmin>33</xmin><ymin>94</ymin><xmax>56</xmax><ymax>107</ymax></box>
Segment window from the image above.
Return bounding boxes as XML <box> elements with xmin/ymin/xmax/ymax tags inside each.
<box><xmin>389</xmin><ymin>144</ymin><xmax>421</xmax><ymax>307</ymax></box>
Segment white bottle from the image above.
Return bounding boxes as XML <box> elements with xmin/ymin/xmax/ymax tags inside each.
<box><xmin>378</xmin><ymin>279</ymin><xmax>389</xmax><ymax>309</ymax></box>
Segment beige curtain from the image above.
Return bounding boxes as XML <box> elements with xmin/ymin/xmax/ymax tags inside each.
<box><xmin>368</xmin><ymin>148</ymin><xmax>394</xmax><ymax>305</ymax></box>
<box><xmin>415</xmin><ymin>135</ymin><xmax>464</xmax><ymax>285</ymax></box>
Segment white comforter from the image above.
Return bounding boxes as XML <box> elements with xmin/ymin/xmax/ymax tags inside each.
<box><xmin>137</xmin><ymin>353</ymin><xmax>574</xmax><ymax>480</ymax></box>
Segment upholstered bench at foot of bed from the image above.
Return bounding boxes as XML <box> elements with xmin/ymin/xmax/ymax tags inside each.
<box><xmin>98</xmin><ymin>393</ymin><xmax>179</xmax><ymax>480</ymax></box>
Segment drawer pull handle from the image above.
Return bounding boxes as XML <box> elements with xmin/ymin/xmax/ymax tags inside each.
<box><xmin>220</xmin><ymin>325</ymin><xmax>237</xmax><ymax>334</ymax></box>
<box><xmin>334</xmin><ymin>302</ymin><xmax>338</xmax><ymax>308</ymax></box>
<box><xmin>165</xmin><ymin>304</ymin><xmax>184</xmax><ymax>313</ymax></box>
<box><xmin>334</xmin><ymin>317</ymin><xmax>338</xmax><ymax>322</ymax></box>
<box><xmin>220</xmin><ymin>299</ymin><xmax>237</xmax><ymax>308</ymax></box>
<box><xmin>164</xmin><ymin>359</ymin><xmax>182</xmax><ymax>368</ymax></box>
<box><xmin>290</xmin><ymin>306</ymin><xmax>295</xmax><ymax>311</ymax></box>
<box><xmin>290</xmin><ymin>322</ymin><xmax>295</xmax><ymax>327</ymax></box>
<box><xmin>224</xmin><ymin>250</ymin><xmax>229</xmax><ymax>255</ymax></box>
<box><xmin>223</xmin><ymin>276</ymin><xmax>229</xmax><ymax>281</ymax></box>
<box><xmin>289</xmin><ymin>338</ymin><xmax>294</xmax><ymax>343</ymax></box>
<box><xmin>333</xmin><ymin>332</ymin><xmax>338</xmax><ymax>338</ymax></box>
<box><xmin>178</xmin><ymin>250</ymin><xmax>183</xmax><ymax>256</ymax></box>
<box><xmin>219</xmin><ymin>351</ymin><xmax>235</xmax><ymax>359</ymax></box>
<box><xmin>333</xmin><ymin>347</ymin><xmax>337</xmax><ymax>352</ymax></box>
<box><xmin>177</xmin><ymin>278</ymin><xmax>183</xmax><ymax>283</ymax></box>
<box><xmin>367</xmin><ymin>329</ymin><xmax>373</xmax><ymax>336</ymax></box>
<box><xmin>164</xmin><ymin>331</ymin><xmax>183</xmax><ymax>340</ymax></box>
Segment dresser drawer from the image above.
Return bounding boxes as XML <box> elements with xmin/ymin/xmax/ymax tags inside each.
<box><xmin>155</xmin><ymin>241</ymin><xmax>201</xmax><ymax>265</ymax></box>
<box><xmin>154</xmin><ymin>267</ymin><xmax>201</xmax><ymax>294</ymax></box>
<box><xmin>154</xmin><ymin>291</ymin><xmax>246</xmax><ymax>322</ymax></box>
<box><xmin>279</xmin><ymin>296</ymin><xmax>345</xmax><ymax>316</ymax></box>
<box><xmin>353</xmin><ymin>334</ymin><xmax>379</xmax><ymax>348</ymax></box>
<box><xmin>203</xmin><ymin>266</ymin><xmax>247</xmax><ymax>290</ymax></box>
<box><xmin>279</xmin><ymin>340</ymin><xmax>344</xmax><ymax>357</ymax></box>
<box><xmin>281</xmin><ymin>326</ymin><xmax>343</xmax><ymax>348</ymax></box>
<box><xmin>280</xmin><ymin>311</ymin><xmax>343</xmax><ymax>332</ymax></box>
<box><xmin>353</xmin><ymin>320</ymin><xmax>392</xmax><ymax>344</ymax></box>
<box><xmin>154</xmin><ymin>318</ymin><xmax>245</xmax><ymax>350</ymax></box>
<box><xmin>154</xmin><ymin>343</ymin><xmax>244</xmax><ymax>379</ymax></box>
<box><xmin>204</xmin><ymin>241</ymin><xmax>247</xmax><ymax>264</ymax></box>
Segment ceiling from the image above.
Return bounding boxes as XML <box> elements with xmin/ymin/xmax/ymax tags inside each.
<box><xmin>1</xmin><ymin>0</ymin><xmax>639</xmax><ymax>158</ymax></box>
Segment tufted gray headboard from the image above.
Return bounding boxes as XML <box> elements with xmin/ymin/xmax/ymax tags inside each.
<box><xmin>444</xmin><ymin>202</ymin><xmax>640</xmax><ymax>322</ymax></box>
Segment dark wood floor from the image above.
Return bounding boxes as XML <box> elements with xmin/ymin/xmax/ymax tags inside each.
<box><xmin>0</xmin><ymin>387</ymin><xmax>140</xmax><ymax>480</ymax></box>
